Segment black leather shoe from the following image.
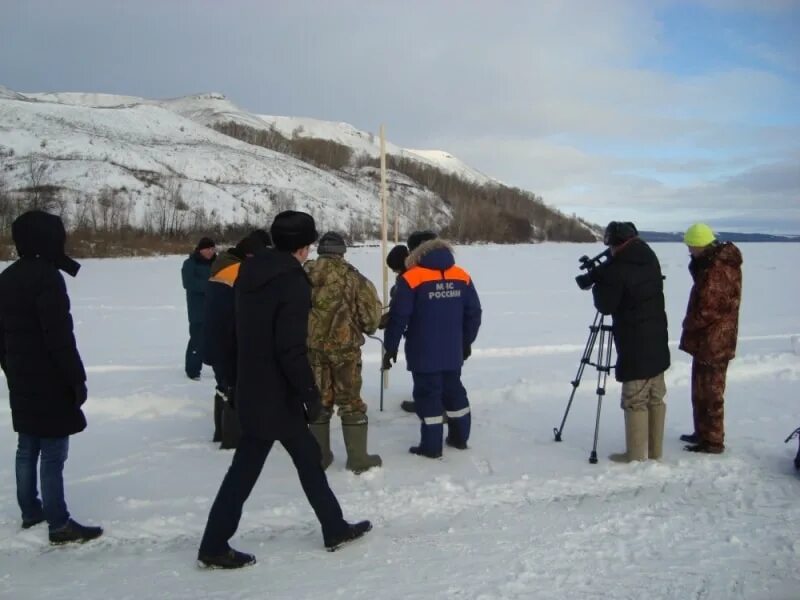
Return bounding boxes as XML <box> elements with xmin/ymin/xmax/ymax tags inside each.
<box><xmin>197</xmin><ymin>548</ymin><xmax>256</xmax><ymax>569</ymax></box>
<box><xmin>21</xmin><ymin>515</ymin><xmax>45</xmax><ymax>529</ymax></box>
<box><xmin>49</xmin><ymin>519</ymin><xmax>103</xmax><ymax>544</ymax></box>
<box><xmin>409</xmin><ymin>446</ymin><xmax>442</xmax><ymax>459</ymax></box>
<box><xmin>324</xmin><ymin>520</ymin><xmax>372</xmax><ymax>552</ymax></box>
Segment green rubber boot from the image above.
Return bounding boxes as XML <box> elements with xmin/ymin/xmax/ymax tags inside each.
<box><xmin>309</xmin><ymin>420</ymin><xmax>334</xmax><ymax>470</ymax></box>
<box><xmin>341</xmin><ymin>413</ymin><xmax>382</xmax><ymax>474</ymax></box>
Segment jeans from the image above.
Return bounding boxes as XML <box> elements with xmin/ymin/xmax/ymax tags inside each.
<box><xmin>199</xmin><ymin>431</ymin><xmax>347</xmax><ymax>555</ymax></box>
<box><xmin>16</xmin><ymin>434</ymin><xmax>70</xmax><ymax>531</ymax></box>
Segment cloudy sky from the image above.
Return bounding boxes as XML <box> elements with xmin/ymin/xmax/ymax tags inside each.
<box><xmin>2</xmin><ymin>0</ymin><xmax>798</xmax><ymax>233</ymax></box>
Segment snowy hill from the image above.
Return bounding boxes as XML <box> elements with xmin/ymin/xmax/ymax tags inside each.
<box><xmin>0</xmin><ymin>87</ymin><xmax>593</xmax><ymax>242</ymax></box>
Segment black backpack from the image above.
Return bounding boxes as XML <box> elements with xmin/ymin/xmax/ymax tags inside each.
<box><xmin>785</xmin><ymin>426</ymin><xmax>800</xmax><ymax>472</ymax></box>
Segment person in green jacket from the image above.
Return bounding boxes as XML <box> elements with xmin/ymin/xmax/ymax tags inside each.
<box><xmin>305</xmin><ymin>232</ymin><xmax>382</xmax><ymax>474</ymax></box>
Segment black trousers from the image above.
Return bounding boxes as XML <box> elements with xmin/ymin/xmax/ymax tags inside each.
<box><xmin>199</xmin><ymin>431</ymin><xmax>347</xmax><ymax>555</ymax></box>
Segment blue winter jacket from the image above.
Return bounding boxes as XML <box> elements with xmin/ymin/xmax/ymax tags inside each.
<box><xmin>384</xmin><ymin>240</ymin><xmax>482</xmax><ymax>373</ymax></box>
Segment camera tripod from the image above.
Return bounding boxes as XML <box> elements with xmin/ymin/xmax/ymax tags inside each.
<box><xmin>553</xmin><ymin>311</ymin><xmax>615</xmax><ymax>464</ymax></box>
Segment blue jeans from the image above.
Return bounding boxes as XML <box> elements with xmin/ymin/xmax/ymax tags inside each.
<box><xmin>16</xmin><ymin>434</ymin><xmax>70</xmax><ymax>531</ymax></box>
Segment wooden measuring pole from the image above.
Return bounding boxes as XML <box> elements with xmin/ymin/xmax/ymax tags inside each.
<box><xmin>380</xmin><ymin>125</ymin><xmax>389</xmax><ymax>388</ymax></box>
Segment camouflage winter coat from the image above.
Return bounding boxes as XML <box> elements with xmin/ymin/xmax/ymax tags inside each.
<box><xmin>679</xmin><ymin>242</ymin><xmax>743</xmax><ymax>364</ymax></box>
<box><xmin>305</xmin><ymin>255</ymin><xmax>381</xmax><ymax>355</ymax></box>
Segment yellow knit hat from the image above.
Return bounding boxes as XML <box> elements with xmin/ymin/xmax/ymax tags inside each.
<box><xmin>684</xmin><ymin>223</ymin><xmax>716</xmax><ymax>247</ymax></box>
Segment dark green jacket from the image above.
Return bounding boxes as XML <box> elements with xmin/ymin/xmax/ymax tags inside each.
<box><xmin>182</xmin><ymin>251</ymin><xmax>214</xmax><ymax>323</ymax></box>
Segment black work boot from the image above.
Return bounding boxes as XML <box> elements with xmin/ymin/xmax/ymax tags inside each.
<box><xmin>409</xmin><ymin>446</ymin><xmax>442</xmax><ymax>459</ymax></box>
<box><xmin>445</xmin><ymin>436</ymin><xmax>468</xmax><ymax>450</ymax></box>
<box><xmin>197</xmin><ymin>548</ymin><xmax>256</xmax><ymax>569</ymax></box>
<box><xmin>49</xmin><ymin>519</ymin><xmax>103</xmax><ymax>544</ymax></box>
<box><xmin>684</xmin><ymin>442</ymin><xmax>724</xmax><ymax>454</ymax></box>
<box><xmin>324</xmin><ymin>520</ymin><xmax>372</xmax><ymax>552</ymax></box>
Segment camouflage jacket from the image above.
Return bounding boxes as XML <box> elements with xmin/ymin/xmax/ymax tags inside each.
<box><xmin>679</xmin><ymin>242</ymin><xmax>743</xmax><ymax>363</ymax></box>
<box><xmin>305</xmin><ymin>255</ymin><xmax>381</xmax><ymax>354</ymax></box>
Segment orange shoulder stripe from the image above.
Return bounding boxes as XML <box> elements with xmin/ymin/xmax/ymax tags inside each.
<box><xmin>209</xmin><ymin>263</ymin><xmax>241</xmax><ymax>287</ymax></box>
<box><xmin>401</xmin><ymin>265</ymin><xmax>471</xmax><ymax>289</ymax></box>
<box><xmin>402</xmin><ymin>266</ymin><xmax>442</xmax><ymax>290</ymax></box>
<box><xmin>444</xmin><ymin>265</ymin><xmax>471</xmax><ymax>285</ymax></box>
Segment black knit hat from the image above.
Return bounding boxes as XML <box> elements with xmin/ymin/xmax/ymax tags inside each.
<box><xmin>407</xmin><ymin>230</ymin><xmax>437</xmax><ymax>251</ymax></box>
<box><xmin>196</xmin><ymin>236</ymin><xmax>216</xmax><ymax>251</ymax></box>
<box><xmin>386</xmin><ymin>244</ymin><xmax>409</xmax><ymax>272</ymax></box>
<box><xmin>270</xmin><ymin>210</ymin><xmax>318</xmax><ymax>252</ymax></box>
<box><xmin>317</xmin><ymin>231</ymin><xmax>346</xmax><ymax>255</ymax></box>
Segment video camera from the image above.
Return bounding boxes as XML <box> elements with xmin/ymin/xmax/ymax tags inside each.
<box><xmin>575</xmin><ymin>248</ymin><xmax>611</xmax><ymax>290</ymax></box>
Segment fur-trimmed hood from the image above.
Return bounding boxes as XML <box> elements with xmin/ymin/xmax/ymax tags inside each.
<box><xmin>405</xmin><ymin>238</ymin><xmax>455</xmax><ymax>270</ymax></box>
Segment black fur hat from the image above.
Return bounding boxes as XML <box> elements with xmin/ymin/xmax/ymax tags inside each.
<box><xmin>270</xmin><ymin>211</ymin><xmax>318</xmax><ymax>252</ymax></box>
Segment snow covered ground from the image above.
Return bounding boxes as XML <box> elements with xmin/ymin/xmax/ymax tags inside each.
<box><xmin>0</xmin><ymin>242</ymin><xmax>798</xmax><ymax>599</ymax></box>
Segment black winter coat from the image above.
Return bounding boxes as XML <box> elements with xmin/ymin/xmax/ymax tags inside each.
<box><xmin>182</xmin><ymin>252</ymin><xmax>213</xmax><ymax>324</ymax></box>
<box><xmin>591</xmin><ymin>238</ymin><xmax>670</xmax><ymax>382</ymax></box>
<box><xmin>0</xmin><ymin>213</ymin><xmax>87</xmax><ymax>437</ymax></box>
<box><xmin>235</xmin><ymin>249</ymin><xmax>319</xmax><ymax>440</ymax></box>
<box><xmin>202</xmin><ymin>250</ymin><xmax>241</xmax><ymax>385</ymax></box>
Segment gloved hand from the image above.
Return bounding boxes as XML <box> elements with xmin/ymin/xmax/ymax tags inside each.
<box><xmin>73</xmin><ymin>383</ymin><xmax>88</xmax><ymax>407</ymax></box>
<box><xmin>463</xmin><ymin>344</ymin><xmax>472</xmax><ymax>361</ymax></box>
<box><xmin>382</xmin><ymin>350</ymin><xmax>397</xmax><ymax>371</ymax></box>
<box><xmin>304</xmin><ymin>394</ymin><xmax>323</xmax><ymax>423</ymax></box>
<box><xmin>378</xmin><ymin>312</ymin><xmax>391</xmax><ymax>330</ymax></box>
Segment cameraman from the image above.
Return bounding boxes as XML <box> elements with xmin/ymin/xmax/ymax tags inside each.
<box><xmin>590</xmin><ymin>222</ymin><xmax>670</xmax><ymax>463</ymax></box>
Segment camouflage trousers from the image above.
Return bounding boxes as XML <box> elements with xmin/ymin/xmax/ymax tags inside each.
<box><xmin>309</xmin><ymin>350</ymin><xmax>368</xmax><ymax>420</ymax></box>
<box><xmin>691</xmin><ymin>360</ymin><xmax>728</xmax><ymax>448</ymax></box>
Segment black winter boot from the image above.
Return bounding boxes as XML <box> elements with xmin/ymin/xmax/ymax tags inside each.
<box><xmin>324</xmin><ymin>520</ymin><xmax>372</xmax><ymax>552</ymax></box>
<box><xmin>445</xmin><ymin>436</ymin><xmax>468</xmax><ymax>450</ymax></box>
<box><xmin>198</xmin><ymin>548</ymin><xmax>256</xmax><ymax>569</ymax></box>
<box><xmin>680</xmin><ymin>432</ymin><xmax>699</xmax><ymax>444</ymax></box>
<box><xmin>684</xmin><ymin>442</ymin><xmax>724</xmax><ymax>454</ymax></box>
<box><xmin>409</xmin><ymin>446</ymin><xmax>442</xmax><ymax>459</ymax></box>
<box><xmin>400</xmin><ymin>400</ymin><xmax>416</xmax><ymax>413</ymax></box>
<box><xmin>49</xmin><ymin>519</ymin><xmax>103</xmax><ymax>544</ymax></box>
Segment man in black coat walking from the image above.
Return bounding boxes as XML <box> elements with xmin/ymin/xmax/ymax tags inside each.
<box><xmin>591</xmin><ymin>222</ymin><xmax>670</xmax><ymax>463</ymax></box>
<box><xmin>197</xmin><ymin>211</ymin><xmax>372</xmax><ymax>569</ymax></box>
<box><xmin>0</xmin><ymin>211</ymin><xmax>102</xmax><ymax>544</ymax></box>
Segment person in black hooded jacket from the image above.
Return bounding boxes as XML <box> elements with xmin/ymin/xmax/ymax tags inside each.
<box><xmin>197</xmin><ymin>211</ymin><xmax>371</xmax><ymax>569</ymax></box>
<box><xmin>0</xmin><ymin>211</ymin><xmax>102</xmax><ymax>544</ymax></box>
<box><xmin>591</xmin><ymin>221</ymin><xmax>670</xmax><ymax>463</ymax></box>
